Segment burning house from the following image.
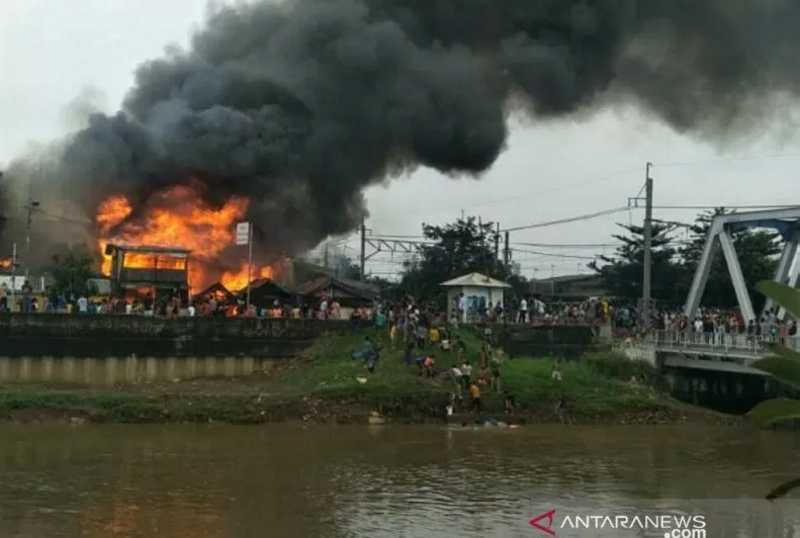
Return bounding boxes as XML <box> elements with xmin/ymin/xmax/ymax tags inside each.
<box><xmin>105</xmin><ymin>244</ymin><xmax>191</xmax><ymax>300</ymax></box>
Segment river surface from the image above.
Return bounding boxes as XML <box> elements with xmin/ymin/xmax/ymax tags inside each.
<box><xmin>1</xmin><ymin>423</ymin><xmax>799</xmax><ymax>537</ymax></box>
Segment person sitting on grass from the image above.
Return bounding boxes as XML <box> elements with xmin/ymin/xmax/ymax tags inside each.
<box><xmin>551</xmin><ymin>363</ymin><xmax>563</xmax><ymax>382</ymax></box>
<box><xmin>352</xmin><ymin>336</ymin><xmax>380</xmax><ymax>368</ymax></box>
<box><xmin>423</xmin><ymin>354</ymin><xmax>435</xmax><ymax>378</ymax></box>
<box><xmin>415</xmin><ymin>354</ymin><xmax>426</xmax><ymax>376</ymax></box>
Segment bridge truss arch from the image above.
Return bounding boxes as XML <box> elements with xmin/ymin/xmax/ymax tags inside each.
<box><xmin>684</xmin><ymin>207</ymin><xmax>800</xmax><ymax>322</ymax></box>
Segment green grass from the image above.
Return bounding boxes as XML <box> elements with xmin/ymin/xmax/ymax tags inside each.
<box><xmin>0</xmin><ymin>328</ymin><xmax>681</xmax><ymax>424</ymax></box>
<box><xmin>502</xmin><ymin>358</ymin><xmax>662</xmax><ymax>416</ymax></box>
<box><xmin>276</xmin><ymin>327</ymin><xmax>664</xmax><ymax>418</ymax></box>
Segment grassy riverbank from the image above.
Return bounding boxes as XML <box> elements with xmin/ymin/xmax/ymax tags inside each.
<box><xmin>0</xmin><ymin>327</ymin><xmax>737</xmax><ymax>425</ymax></box>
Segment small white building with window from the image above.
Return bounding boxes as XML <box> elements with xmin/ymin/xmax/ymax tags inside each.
<box><xmin>440</xmin><ymin>272</ymin><xmax>510</xmax><ymax>323</ymax></box>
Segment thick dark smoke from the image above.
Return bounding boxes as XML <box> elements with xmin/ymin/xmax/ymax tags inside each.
<box><xmin>6</xmin><ymin>0</ymin><xmax>800</xmax><ymax>263</ymax></box>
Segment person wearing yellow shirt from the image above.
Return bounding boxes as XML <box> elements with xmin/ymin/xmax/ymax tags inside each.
<box><xmin>469</xmin><ymin>383</ymin><xmax>481</xmax><ymax>413</ymax></box>
<box><xmin>429</xmin><ymin>326</ymin><xmax>440</xmax><ymax>344</ymax></box>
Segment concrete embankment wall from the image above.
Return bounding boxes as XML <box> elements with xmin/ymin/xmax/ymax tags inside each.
<box><xmin>493</xmin><ymin>324</ymin><xmax>599</xmax><ymax>357</ymax></box>
<box><xmin>0</xmin><ymin>314</ymin><xmax>363</xmax><ymax>386</ymax></box>
<box><xmin>0</xmin><ymin>355</ymin><xmax>279</xmax><ymax>385</ymax></box>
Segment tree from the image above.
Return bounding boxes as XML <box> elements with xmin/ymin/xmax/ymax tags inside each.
<box><xmin>48</xmin><ymin>246</ymin><xmax>97</xmax><ymax>298</ymax></box>
<box><xmin>749</xmin><ymin>281</ymin><xmax>800</xmax><ymax>499</ymax></box>
<box><xmin>592</xmin><ymin>222</ymin><xmax>683</xmax><ymax>306</ymax></box>
<box><xmin>400</xmin><ymin>217</ymin><xmax>510</xmax><ymax>303</ymax></box>
<box><xmin>678</xmin><ymin>209</ymin><xmax>780</xmax><ymax>312</ymax></box>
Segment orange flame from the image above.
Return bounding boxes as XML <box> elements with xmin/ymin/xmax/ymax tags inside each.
<box><xmin>97</xmin><ymin>195</ymin><xmax>133</xmax><ymax>233</ymax></box>
<box><xmin>96</xmin><ymin>184</ymin><xmax>275</xmax><ymax>293</ymax></box>
<box><xmin>0</xmin><ymin>257</ymin><xmax>12</xmax><ymax>270</ymax></box>
<box><xmin>221</xmin><ymin>263</ymin><xmax>274</xmax><ymax>292</ymax></box>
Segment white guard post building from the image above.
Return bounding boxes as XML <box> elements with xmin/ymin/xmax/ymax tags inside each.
<box><xmin>440</xmin><ymin>272</ymin><xmax>511</xmax><ymax>323</ymax></box>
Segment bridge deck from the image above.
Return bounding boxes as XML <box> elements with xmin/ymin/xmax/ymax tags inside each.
<box><xmin>643</xmin><ymin>331</ymin><xmax>797</xmax><ymax>376</ymax></box>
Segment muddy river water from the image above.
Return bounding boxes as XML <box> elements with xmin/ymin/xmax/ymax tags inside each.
<box><xmin>1</xmin><ymin>423</ymin><xmax>799</xmax><ymax>537</ymax></box>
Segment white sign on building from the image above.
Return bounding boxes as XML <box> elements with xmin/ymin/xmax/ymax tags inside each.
<box><xmin>235</xmin><ymin>222</ymin><xmax>251</xmax><ymax>245</ymax></box>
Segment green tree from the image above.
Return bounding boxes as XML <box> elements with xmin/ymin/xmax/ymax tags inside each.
<box><xmin>749</xmin><ymin>281</ymin><xmax>800</xmax><ymax>499</ymax></box>
<box><xmin>48</xmin><ymin>246</ymin><xmax>97</xmax><ymax>297</ymax></box>
<box><xmin>592</xmin><ymin>223</ymin><xmax>683</xmax><ymax>305</ymax></box>
<box><xmin>400</xmin><ymin>217</ymin><xmax>510</xmax><ymax>303</ymax></box>
<box><xmin>678</xmin><ymin>209</ymin><xmax>780</xmax><ymax>311</ymax></box>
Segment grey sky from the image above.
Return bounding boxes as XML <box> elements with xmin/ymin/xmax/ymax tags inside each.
<box><xmin>2</xmin><ymin>0</ymin><xmax>799</xmax><ymax>279</ymax></box>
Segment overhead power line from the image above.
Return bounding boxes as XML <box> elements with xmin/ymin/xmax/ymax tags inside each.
<box><xmin>502</xmin><ymin>206</ymin><xmax>629</xmax><ymax>233</ymax></box>
<box><xmin>650</xmin><ymin>204</ymin><xmax>800</xmax><ymax>210</ymax></box>
<box><xmin>510</xmin><ymin>247</ymin><xmax>596</xmax><ymax>261</ymax></box>
<box><xmin>512</xmin><ymin>241</ymin><xmax>619</xmax><ymax>249</ymax></box>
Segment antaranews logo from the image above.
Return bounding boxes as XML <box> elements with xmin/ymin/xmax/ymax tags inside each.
<box><xmin>529</xmin><ymin>509</ymin><xmax>706</xmax><ymax>537</ymax></box>
<box><xmin>529</xmin><ymin>510</ymin><xmax>556</xmax><ymax>536</ymax></box>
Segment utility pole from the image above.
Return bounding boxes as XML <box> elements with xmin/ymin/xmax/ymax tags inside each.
<box><xmin>10</xmin><ymin>243</ymin><xmax>17</xmax><ymax>307</ymax></box>
<box><xmin>359</xmin><ymin>217</ymin><xmax>366</xmax><ymax>281</ymax></box>
<box><xmin>494</xmin><ymin>223</ymin><xmax>500</xmax><ymax>272</ymax></box>
<box><xmin>246</xmin><ymin>224</ymin><xmax>253</xmax><ymax>309</ymax></box>
<box><xmin>23</xmin><ymin>198</ymin><xmax>39</xmax><ymax>282</ymax></box>
<box><xmin>642</xmin><ymin>162</ymin><xmax>654</xmax><ymax>330</ymax></box>
<box><xmin>503</xmin><ymin>231</ymin><xmax>510</xmax><ymax>267</ymax></box>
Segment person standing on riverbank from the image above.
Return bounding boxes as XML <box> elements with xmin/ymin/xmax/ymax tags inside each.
<box><xmin>461</xmin><ymin>361</ymin><xmax>472</xmax><ymax>391</ymax></box>
<box><xmin>451</xmin><ymin>364</ymin><xmax>463</xmax><ymax>393</ymax></box>
<box><xmin>469</xmin><ymin>382</ymin><xmax>481</xmax><ymax>413</ymax></box>
<box><xmin>490</xmin><ymin>355</ymin><xmax>502</xmax><ymax>393</ymax></box>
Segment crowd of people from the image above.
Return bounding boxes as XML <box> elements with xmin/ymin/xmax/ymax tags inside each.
<box><xmin>348</xmin><ymin>296</ymin><xmax>517</xmax><ymax>417</ymax></box>
<box><xmin>0</xmin><ymin>280</ymin><xmax>379</xmax><ymax>321</ymax></box>
<box><xmin>649</xmin><ymin>307</ymin><xmax>798</xmax><ymax>347</ymax></box>
<box><xmin>4</xmin><ymin>278</ymin><xmax>797</xmax><ymax>351</ymax></box>
<box><xmin>454</xmin><ymin>292</ymin><xmax>616</xmax><ymax>328</ymax></box>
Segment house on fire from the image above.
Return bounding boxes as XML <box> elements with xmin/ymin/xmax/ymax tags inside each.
<box><xmin>244</xmin><ymin>278</ymin><xmax>298</xmax><ymax>310</ymax></box>
<box><xmin>195</xmin><ymin>282</ymin><xmax>234</xmax><ymax>303</ymax></box>
<box><xmin>296</xmin><ymin>275</ymin><xmax>378</xmax><ymax>312</ymax></box>
<box><xmin>105</xmin><ymin>244</ymin><xmax>191</xmax><ymax>300</ymax></box>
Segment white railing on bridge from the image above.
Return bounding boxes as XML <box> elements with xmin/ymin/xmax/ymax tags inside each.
<box><xmin>647</xmin><ymin>330</ymin><xmax>800</xmax><ymax>355</ymax></box>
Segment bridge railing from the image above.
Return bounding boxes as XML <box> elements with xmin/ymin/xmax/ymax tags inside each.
<box><xmin>647</xmin><ymin>330</ymin><xmax>771</xmax><ymax>355</ymax></box>
<box><xmin>648</xmin><ymin>331</ymin><xmax>800</xmax><ymax>354</ymax></box>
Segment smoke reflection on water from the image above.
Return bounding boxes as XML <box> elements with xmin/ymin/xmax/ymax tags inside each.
<box><xmin>0</xmin><ymin>424</ymin><xmax>798</xmax><ymax>537</ymax></box>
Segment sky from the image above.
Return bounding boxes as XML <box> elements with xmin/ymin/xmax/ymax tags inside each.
<box><xmin>2</xmin><ymin>0</ymin><xmax>800</xmax><ymax>279</ymax></box>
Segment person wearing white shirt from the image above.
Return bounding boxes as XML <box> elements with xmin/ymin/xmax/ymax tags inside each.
<box><xmin>518</xmin><ymin>298</ymin><xmax>528</xmax><ymax>323</ymax></box>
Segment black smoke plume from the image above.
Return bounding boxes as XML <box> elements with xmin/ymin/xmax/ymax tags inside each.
<box><xmin>5</xmin><ymin>0</ymin><xmax>800</xmax><ymax>263</ymax></box>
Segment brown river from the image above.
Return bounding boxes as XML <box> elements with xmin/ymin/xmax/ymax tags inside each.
<box><xmin>1</xmin><ymin>423</ymin><xmax>799</xmax><ymax>537</ymax></box>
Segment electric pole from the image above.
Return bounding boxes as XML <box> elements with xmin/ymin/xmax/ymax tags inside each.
<box><xmin>494</xmin><ymin>223</ymin><xmax>500</xmax><ymax>272</ymax></box>
<box><xmin>359</xmin><ymin>217</ymin><xmax>366</xmax><ymax>281</ymax></box>
<box><xmin>23</xmin><ymin>198</ymin><xmax>39</xmax><ymax>282</ymax></box>
<box><xmin>503</xmin><ymin>231</ymin><xmax>510</xmax><ymax>267</ymax></box>
<box><xmin>642</xmin><ymin>162</ymin><xmax>654</xmax><ymax>330</ymax></box>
